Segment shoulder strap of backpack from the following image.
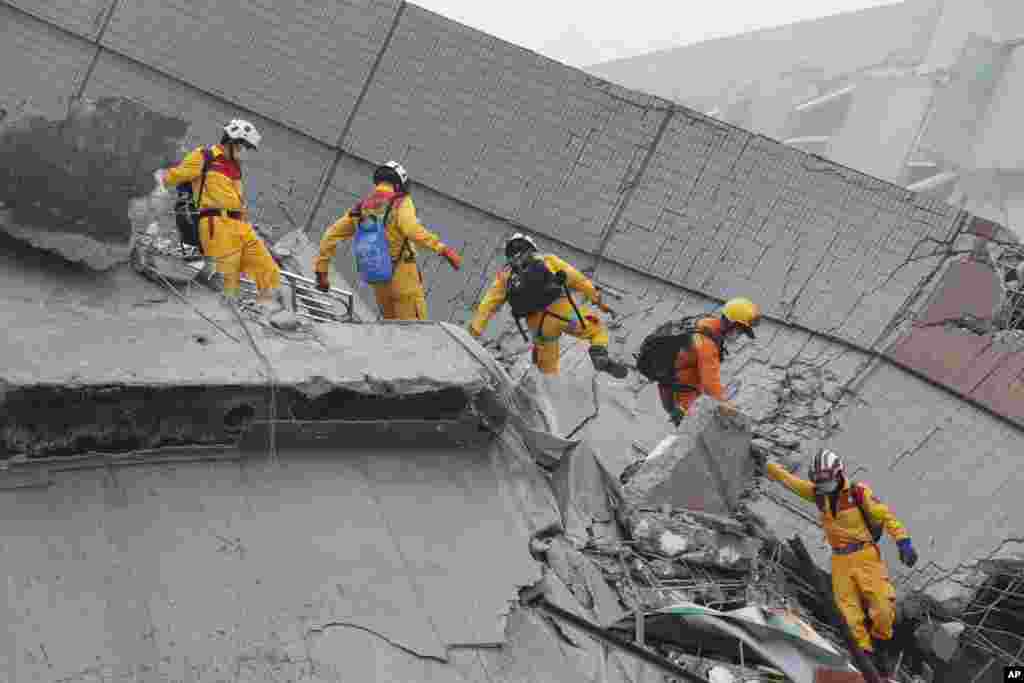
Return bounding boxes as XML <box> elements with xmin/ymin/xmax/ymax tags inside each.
<box><xmin>851</xmin><ymin>482</ymin><xmax>883</xmax><ymax>543</ymax></box>
<box><xmin>384</xmin><ymin>193</ymin><xmax>412</xmax><ymax>264</ymax></box>
<box><xmin>195</xmin><ymin>147</ymin><xmax>212</xmax><ymax>208</ymax></box>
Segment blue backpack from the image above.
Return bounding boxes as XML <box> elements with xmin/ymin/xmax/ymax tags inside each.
<box><xmin>351</xmin><ymin>191</ymin><xmax>406</xmax><ymax>284</ymax></box>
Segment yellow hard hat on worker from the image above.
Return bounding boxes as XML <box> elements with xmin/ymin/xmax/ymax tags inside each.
<box><xmin>721</xmin><ymin>297</ymin><xmax>761</xmax><ymax>339</ymax></box>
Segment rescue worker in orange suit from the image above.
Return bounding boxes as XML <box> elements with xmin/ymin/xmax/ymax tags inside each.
<box><xmin>659</xmin><ymin>297</ymin><xmax>761</xmax><ymax>425</ymax></box>
<box><xmin>467</xmin><ymin>233</ymin><xmax>629</xmax><ymax>379</ymax></box>
<box><xmin>313</xmin><ymin>161</ymin><xmax>462</xmax><ymax>320</ymax></box>
<box><xmin>766</xmin><ymin>448</ymin><xmax>919</xmax><ymax>677</ymax></box>
<box><xmin>161</xmin><ymin>119</ymin><xmax>282</xmax><ymax>311</ymax></box>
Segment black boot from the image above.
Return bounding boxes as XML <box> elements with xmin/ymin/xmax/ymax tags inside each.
<box><xmin>589</xmin><ymin>346</ymin><xmax>628</xmax><ymax>379</ymax></box>
<box><xmin>871</xmin><ymin>644</ymin><xmax>893</xmax><ymax>678</ymax></box>
<box><xmin>856</xmin><ymin>650</ymin><xmax>884</xmax><ymax>682</ymax></box>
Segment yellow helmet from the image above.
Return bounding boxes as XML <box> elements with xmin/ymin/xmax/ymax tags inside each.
<box><xmin>721</xmin><ymin>297</ymin><xmax>761</xmax><ymax>338</ymax></box>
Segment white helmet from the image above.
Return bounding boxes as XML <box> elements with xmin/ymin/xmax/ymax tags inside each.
<box><xmin>810</xmin><ymin>448</ymin><xmax>844</xmax><ymax>494</ymax></box>
<box><xmin>374</xmin><ymin>160</ymin><xmax>409</xmax><ymax>190</ymax></box>
<box><xmin>505</xmin><ymin>232</ymin><xmax>538</xmax><ymax>260</ymax></box>
<box><xmin>223</xmin><ymin>119</ymin><xmax>261</xmax><ymax>149</ymax></box>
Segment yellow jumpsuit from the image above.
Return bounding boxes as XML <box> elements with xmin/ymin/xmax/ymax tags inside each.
<box><xmin>469</xmin><ymin>254</ymin><xmax>610</xmax><ymax>375</ymax></box>
<box><xmin>766</xmin><ymin>462</ymin><xmax>910</xmax><ymax>652</ymax></box>
<box><xmin>314</xmin><ymin>183</ymin><xmax>448</xmax><ymax>320</ymax></box>
<box><xmin>163</xmin><ymin>144</ymin><xmax>281</xmax><ymax>296</ymax></box>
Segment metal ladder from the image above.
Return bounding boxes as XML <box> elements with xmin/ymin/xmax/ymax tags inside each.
<box><xmin>132</xmin><ymin>233</ymin><xmax>358</xmax><ymax>325</ymax></box>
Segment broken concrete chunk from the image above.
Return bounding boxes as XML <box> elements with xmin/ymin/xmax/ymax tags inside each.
<box><xmin>915</xmin><ymin>620</ymin><xmax>964</xmax><ymax>662</ymax></box>
<box><xmin>770</xmin><ymin>433</ymin><xmax>801</xmax><ymax>449</ymax></box>
<box><xmin>0</xmin><ymin>97</ymin><xmax>188</xmax><ymax>269</ymax></box>
<box><xmin>551</xmin><ymin>442</ymin><xmax>625</xmax><ymax>546</ymax></box>
<box><xmin>269</xmin><ymin>310</ymin><xmax>300</xmax><ymax>331</ymax></box>
<box><xmin>624</xmin><ymin>511</ymin><xmax>761</xmax><ymax>570</ymax></box>
<box><xmin>542</xmin><ymin>536</ymin><xmax>626</xmax><ymax>626</ymax></box>
<box><xmin>620</xmin><ymin>397</ymin><xmax>755</xmax><ymax>515</ymax></box>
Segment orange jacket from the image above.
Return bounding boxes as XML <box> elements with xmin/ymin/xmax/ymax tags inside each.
<box><xmin>766</xmin><ymin>462</ymin><xmax>910</xmax><ymax>549</ymax></box>
<box><xmin>658</xmin><ymin>316</ymin><xmax>725</xmax><ymax>409</ymax></box>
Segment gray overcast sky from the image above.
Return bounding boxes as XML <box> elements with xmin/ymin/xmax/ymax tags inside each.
<box><xmin>413</xmin><ymin>0</ymin><xmax>902</xmax><ymax>68</ymax></box>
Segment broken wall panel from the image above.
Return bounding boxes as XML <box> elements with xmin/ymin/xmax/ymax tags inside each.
<box><xmin>915</xmin><ymin>259</ymin><xmax>1002</xmax><ymax>325</ymax></box>
<box><xmin>825</xmin><ymin>73</ymin><xmax>934</xmax><ymax>185</ymax></box>
<box><xmin>887</xmin><ymin>257</ymin><xmax>1024</xmax><ymax>425</ymax></box>
<box><xmin>971</xmin><ymin>352</ymin><xmax>1024</xmax><ymax>420</ymax></box>
<box><xmin>0</xmin><ymin>4</ymin><xmax>95</xmax><ymax>120</ymax></box>
<box><xmin>81</xmin><ymin>50</ymin><xmax>335</xmax><ymax>233</ymax></box>
<box><xmin>5</xmin><ymin>0</ymin><xmax>111</xmax><ymax>40</ymax></box>
<box><xmin>101</xmin><ymin>0</ymin><xmax>402</xmax><ymax>144</ymax></box>
<box><xmin>344</xmin><ymin>3</ymin><xmax>662</xmax><ymax>255</ymax></box>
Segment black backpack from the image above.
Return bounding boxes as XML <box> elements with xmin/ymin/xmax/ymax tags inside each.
<box><xmin>506</xmin><ymin>253</ymin><xmax>565</xmax><ymax>318</ymax></box>
<box><xmin>173</xmin><ymin>147</ymin><xmax>214</xmax><ymax>252</ymax></box>
<box><xmin>634</xmin><ymin>314</ymin><xmax>725</xmax><ymax>385</ymax></box>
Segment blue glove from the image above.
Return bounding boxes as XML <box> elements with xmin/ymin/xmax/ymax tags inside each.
<box><xmin>897</xmin><ymin>538</ymin><xmax>918</xmax><ymax>568</ymax></box>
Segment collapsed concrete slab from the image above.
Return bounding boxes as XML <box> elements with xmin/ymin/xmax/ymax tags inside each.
<box><xmin>620</xmin><ymin>397</ymin><xmax>756</xmax><ymax>515</ymax></box>
<box><xmin>0</xmin><ymin>97</ymin><xmax>188</xmax><ymax>270</ymax></box>
<box><xmin>0</xmin><ymin>252</ymin><xmax>509</xmax><ymax>456</ymax></box>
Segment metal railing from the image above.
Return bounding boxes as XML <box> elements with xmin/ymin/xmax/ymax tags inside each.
<box><xmin>132</xmin><ymin>233</ymin><xmax>357</xmax><ymax>324</ymax></box>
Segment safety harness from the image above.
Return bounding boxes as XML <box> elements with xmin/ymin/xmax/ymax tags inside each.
<box><xmin>817</xmin><ymin>482</ymin><xmax>884</xmax><ymax>554</ymax></box>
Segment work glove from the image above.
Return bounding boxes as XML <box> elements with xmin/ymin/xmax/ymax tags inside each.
<box><xmin>897</xmin><ymin>538</ymin><xmax>918</xmax><ymax>568</ymax></box>
<box><xmin>590</xmin><ymin>292</ymin><xmax>612</xmax><ymax>315</ymax></box>
<box><xmin>441</xmin><ymin>246</ymin><xmax>462</xmax><ymax>271</ymax></box>
<box><xmin>315</xmin><ymin>270</ymin><xmax>330</xmax><ymax>292</ymax></box>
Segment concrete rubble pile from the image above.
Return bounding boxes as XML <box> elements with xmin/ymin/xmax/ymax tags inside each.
<box><xmin>890</xmin><ymin>554</ymin><xmax>1024</xmax><ymax>683</ymax></box>
<box><xmin>515</xmin><ymin>389</ymin><xmax>875</xmax><ymax>682</ymax></box>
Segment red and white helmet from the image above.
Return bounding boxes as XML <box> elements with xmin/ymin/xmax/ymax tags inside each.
<box><xmin>810</xmin><ymin>448</ymin><xmax>844</xmax><ymax>494</ymax></box>
<box><xmin>223</xmin><ymin>119</ymin><xmax>261</xmax><ymax>149</ymax></box>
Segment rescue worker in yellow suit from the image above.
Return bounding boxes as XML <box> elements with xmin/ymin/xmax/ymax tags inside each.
<box><xmin>161</xmin><ymin>119</ymin><xmax>282</xmax><ymax>311</ymax></box>
<box><xmin>313</xmin><ymin>161</ymin><xmax>462</xmax><ymax>320</ymax></box>
<box><xmin>467</xmin><ymin>233</ymin><xmax>629</xmax><ymax>379</ymax></box>
<box><xmin>766</xmin><ymin>448</ymin><xmax>919</xmax><ymax>677</ymax></box>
